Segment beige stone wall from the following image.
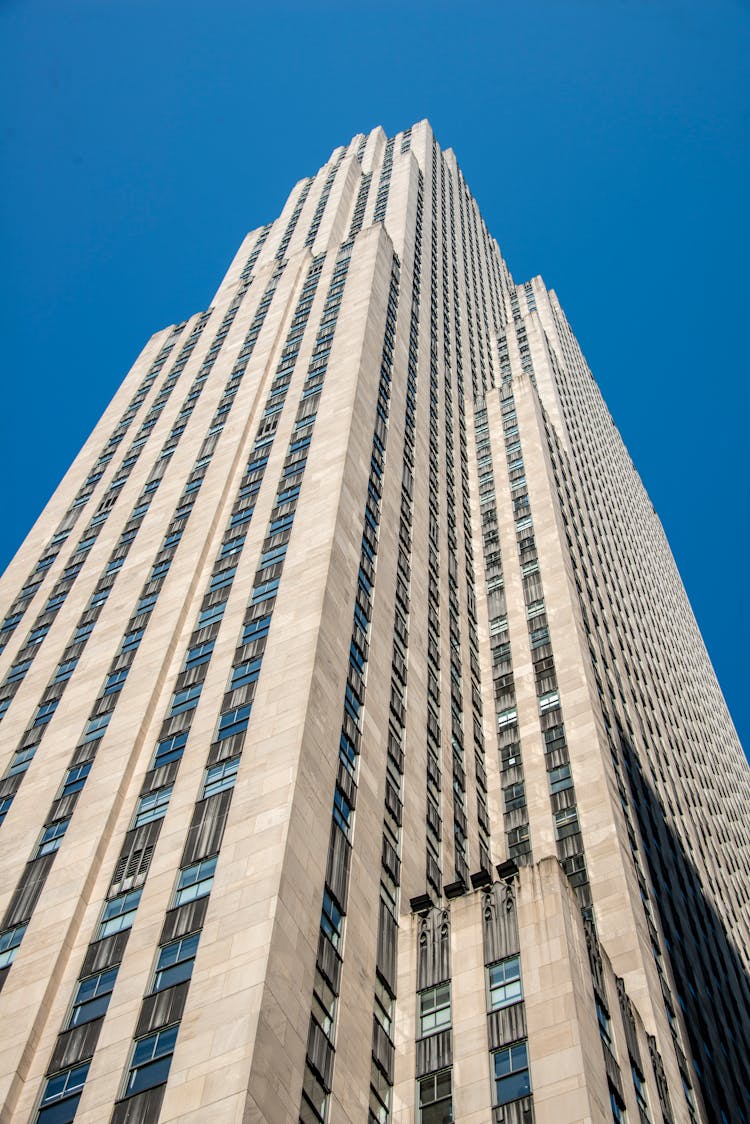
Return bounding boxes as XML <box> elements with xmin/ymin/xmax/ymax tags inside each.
<box><xmin>0</xmin><ymin>121</ymin><xmax>743</xmax><ymax>1124</ymax></box>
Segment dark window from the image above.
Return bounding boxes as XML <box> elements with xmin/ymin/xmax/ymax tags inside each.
<box><xmin>153</xmin><ymin>731</ymin><xmax>188</xmax><ymax>769</ymax></box>
<box><xmin>124</xmin><ymin>1024</ymin><xmax>178</xmax><ymax>1097</ymax></box>
<box><xmin>216</xmin><ymin>705</ymin><xmax>251</xmax><ymax>741</ymax></box>
<box><xmin>152</xmin><ymin>932</ymin><xmax>200</xmax><ymax>992</ymax></box>
<box><xmin>68</xmin><ymin>967</ymin><xmax>118</xmax><ymax>1028</ymax></box>
<box><xmin>104</xmin><ymin>668</ymin><xmax>128</xmax><ymax>695</ymax></box>
<box><xmin>493</xmin><ymin>1040</ymin><xmax>531</xmax><ymax>1105</ymax></box>
<box><xmin>185</xmin><ymin>640</ymin><xmax>214</xmax><ymax>669</ymax></box>
<box><xmin>321</xmin><ymin>889</ymin><xmax>343</xmax><ymax>949</ymax></box>
<box><xmin>37</xmin><ymin>1062</ymin><xmax>90</xmax><ymax>1123</ymax></box>
<box><xmin>0</xmin><ymin>922</ymin><xmax>27</xmax><ymax>968</ymax></box>
<box><xmin>418</xmin><ymin>1069</ymin><xmax>453</xmax><ymax>1123</ymax></box>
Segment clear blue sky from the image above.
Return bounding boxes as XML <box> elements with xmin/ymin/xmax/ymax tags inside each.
<box><xmin>1</xmin><ymin>0</ymin><xmax>748</xmax><ymax>752</ymax></box>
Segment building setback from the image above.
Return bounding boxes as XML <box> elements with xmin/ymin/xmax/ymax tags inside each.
<box><xmin>0</xmin><ymin>120</ymin><xmax>747</xmax><ymax>1124</ymax></box>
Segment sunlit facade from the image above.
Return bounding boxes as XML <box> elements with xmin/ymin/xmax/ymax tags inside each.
<box><xmin>0</xmin><ymin>121</ymin><xmax>748</xmax><ymax>1124</ymax></box>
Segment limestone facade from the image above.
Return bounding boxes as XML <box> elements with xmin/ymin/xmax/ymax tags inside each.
<box><xmin>0</xmin><ymin>121</ymin><xmax>747</xmax><ymax>1124</ymax></box>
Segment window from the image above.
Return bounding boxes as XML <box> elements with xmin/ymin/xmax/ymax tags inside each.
<box><xmin>497</xmin><ymin>707</ymin><xmax>518</xmax><ymax>730</ymax></box>
<box><xmin>68</xmin><ymin>967</ymin><xmax>118</xmax><ymax>1028</ymax></box>
<box><xmin>34</xmin><ymin>700</ymin><xmax>59</xmax><ymax>726</ymax></box>
<box><xmin>8</xmin><ymin>746</ymin><xmax>36</xmax><ymax>775</ymax></box>
<box><xmin>216</xmin><ymin>704</ymin><xmax>251</xmax><ymax>741</ymax></box>
<box><xmin>610</xmin><ymin>1083</ymin><xmax>627</xmax><ymax>1123</ymax></box>
<box><xmin>418</xmin><ymin>1069</ymin><xmax>453</xmax><ymax>1124</ymax></box>
<box><xmin>7</xmin><ymin>659</ymin><xmax>32</xmax><ymax>682</ymax></box>
<box><xmin>169</xmin><ymin>684</ymin><xmax>201</xmax><ymax>716</ymax></box>
<box><xmin>311</xmin><ymin>966</ymin><xmax>337</xmax><ymax>1038</ymax></box>
<box><xmin>219</xmin><ymin>535</ymin><xmax>244</xmax><ymax>558</ymax></box>
<box><xmin>202</xmin><ymin>757</ymin><xmax>239</xmax><ymax>799</ymax></box>
<box><xmin>548</xmin><ymin>763</ymin><xmax>573</xmax><ymax>794</ymax></box>
<box><xmin>632</xmin><ymin>1065</ymin><xmax>650</xmax><ymax>1118</ymax></box>
<box><xmin>152</xmin><ymin>932</ymin><xmax>200</xmax><ymax>992</ymax></box>
<box><xmin>530</xmin><ymin>625</ymin><xmax>549</xmax><ymax>648</ymax></box>
<box><xmin>507</xmin><ymin>823</ymin><xmax>530</xmax><ymax>856</ymax></box>
<box><xmin>597</xmin><ymin>998</ymin><xmax>614</xmax><ymax>1051</ymax></box>
<box><xmin>81</xmin><ymin>712</ymin><xmax>111</xmax><ymax>743</ymax></box>
<box><xmin>321</xmin><ymin>889</ymin><xmax>343</xmax><ymax>949</ymax></box>
<box><xmin>260</xmin><ymin>544</ymin><xmax>287</xmax><ymax>568</ymax></box>
<box><xmin>231</xmin><ymin>506</ymin><xmax>254</xmax><ymax>527</ymax></box>
<box><xmin>374</xmin><ymin>976</ymin><xmax>394</xmax><ymax>1039</ymax></box>
<box><xmin>301</xmin><ymin>1064</ymin><xmax>328</xmax><ymax>1123</ymax></box>
<box><xmin>98</xmin><ymin>888</ymin><xmax>142</xmax><ymax>939</ymax></box>
<box><xmin>137</xmin><ymin>595</ymin><xmax>156</xmax><ymax>617</ymax></box>
<box><xmin>0</xmin><ymin>796</ymin><xmax>12</xmax><ymax>825</ymax></box>
<box><xmin>488</xmin><ymin>955</ymin><xmax>522</xmax><ymax>1010</ymax></box>
<box><xmin>0</xmin><ymin>922</ymin><xmax>27</xmax><ymax>968</ymax></box>
<box><xmin>339</xmin><ymin>730</ymin><xmax>357</xmax><ymax>773</ymax></box>
<box><xmin>562</xmin><ymin>853</ymin><xmax>588</xmax><ymax>887</ymax></box>
<box><xmin>153</xmin><ymin>731</ymin><xmax>187</xmax><ymax>769</ymax></box>
<box><xmin>209</xmin><ymin>566</ymin><xmax>236</xmax><ymax>592</ymax></box>
<box><xmin>230</xmin><ymin>657</ymin><xmax>262</xmax><ymax>690</ymax></box>
<box><xmin>37</xmin><ymin>1062</ymin><xmax>90</xmax><ymax>1122</ymax></box>
<box><xmin>419</xmin><ymin>982</ymin><xmax>451</xmax><ymax>1036</ymax></box>
<box><xmin>503</xmin><ymin>782</ymin><xmax>526</xmax><ymax>812</ymax></box>
<box><xmin>554</xmin><ymin>805</ymin><xmax>579</xmax><ymax>840</ymax></box>
<box><xmin>242</xmin><ymin>616</ymin><xmax>270</xmax><ymax>644</ymax></box>
<box><xmin>36</xmin><ymin>818</ymin><xmax>70</xmax><ymax>857</ymax></box>
<box><xmin>493</xmin><ymin>1040</ymin><xmax>531</xmax><ymax>1105</ymax></box>
<box><xmin>185</xmin><ymin>640</ymin><xmax>214</xmax><ymax>669</ymax></box>
<box><xmin>121</xmin><ymin>628</ymin><xmax>144</xmax><ymax>652</ymax></box>
<box><xmin>370</xmin><ymin>1064</ymin><xmax>391</xmax><ymax>1123</ymax></box>
<box><xmin>197</xmin><ymin>603</ymin><xmax>225</xmax><ymax>628</ymax></box>
<box><xmin>174</xmin><ymin>856</ymin><xmax>217</xmax><ymax>906</ymax></box>
<box><xmin>681</xmin><ymin>1075</ymin><xmax>697</xmax><ymax>1116</ymax></box>
<box><xmin>252</xmin><ymin>577</ymin><xmax>279</xmax><ymax>604</ymax></box>
<box><xmin>72</xmin><ymin>621</ymin><xmax>94</xmax><ymax>644</ymax></box>
<box><xmin>54</xmin><ymin>658</ymin><xmax>78</xmax><ymax>682</ymax></box>
<box><xmin>332</xmin><ymin>787</ymin><xmax>353</xmax><ymax>839</ymax></box>
<box><xmin>104</xmin><ymin>668</ymin><xmax>128</xmax><ymax>695</ymax></box>
<box><xmin>133</xmin><ymin>786</ymin><xmax>172</xmax><ymax>827</ymax></box>
<box><xmin>124</xmin><ymin>1024</ymin><xmax>178</xmax><ymax>1098</ymax></box>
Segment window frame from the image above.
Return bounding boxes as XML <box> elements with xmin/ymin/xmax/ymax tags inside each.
<box><xmin>202</xmin><ymin>757</ymin><xmax>240</xmax><ymax>800</ymax></box>
<box><xmin>35</xmin><ymin>817</ymin><xmax>71</xmax><ymax>857</ymax></box>
<box><xmin>417</xmin><ymin>1068</ymin><xmax>453</xmax><ymax>1123</ymax></box>
<box><xmin>493</xmin><ymin>1039</ymin><xmax>531</xmax><ymax>1107</ymax></box>
<box><xmin>173</xmin><ymin>855</ymin><xmax>217</xmax><ymax>907</ymax></box>
<box><xmin>487</xmin><ymin>954</ymin><xmax>523</xmax><ymax>1011</ymax></box>
<box><xmin>123</xmin><ymin>1024</ymin><xmax>179</xmax><ymax>1099</ymax></box>
<box><xmin>37</xmin><ymin>1061</ymin><xmax>90</xmax><ymax>1120</ymax></box>
<box><xmin>151</xmin><ymin>931</ymin><xmax>200</xmax><ymax>993</ymax></box>
<box><xmin>418</xmin><ymin>981</ymin><xmax>451</xmax><ymax>1037</ymax></box>
<box><xmin>132</xmin><ymin>785</ymin><xmax>172</xmax><ymax>828</ymax></box>
<box><xmin>67</xmin><ymin>966</ymin><xmax>118</xmax><ymax>1028</ymax></box>
<box><xmin>97</xmin><ymin>888</ymin><xmax>142</xmax><ymax>939</ymax></box>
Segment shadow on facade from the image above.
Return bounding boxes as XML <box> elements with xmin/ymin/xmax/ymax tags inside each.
<box><xmin>621</xmin><ymin>739</ymin><xmax>750</xmax><ymax>1124</ymax></box>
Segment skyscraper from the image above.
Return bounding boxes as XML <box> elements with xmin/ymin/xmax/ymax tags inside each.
<box><xmin>0</xmin><ymin>119</ymin><xmax>747</xmax><ymax>1124</ymax></box>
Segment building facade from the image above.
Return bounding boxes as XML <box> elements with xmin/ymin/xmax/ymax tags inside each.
<box><xmin>0</xmin><ymin>121</ymin><xmax>747</xmax><ymax>1124</ymax></box>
